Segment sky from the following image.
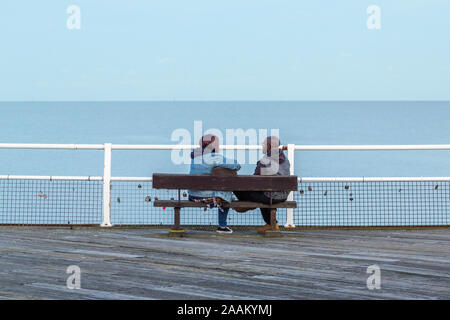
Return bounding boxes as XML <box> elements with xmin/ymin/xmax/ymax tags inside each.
<box><xmin>0</xmin><ymin>0</ymin><xmax>449</xmax><ymax>101</ymax></box>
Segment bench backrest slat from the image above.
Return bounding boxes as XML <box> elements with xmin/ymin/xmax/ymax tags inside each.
<box><xmin>152</xmin><ymin>174</ymin><xmax>298</xmax><ymax>191</ymax></box>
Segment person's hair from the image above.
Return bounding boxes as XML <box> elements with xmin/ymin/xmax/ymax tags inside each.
<box><xmin>265</xmin><ymin>136</ymin><xmax>280</xmax><ymax>149</ymax></box>
<box><xmin>199</xmin><ymin>134</ymin><xmax>219</xmax><ymax>153</ymax></box>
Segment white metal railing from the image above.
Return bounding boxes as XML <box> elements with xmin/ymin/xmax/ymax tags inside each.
<box><xmin>293</xmin><ymin>144</ymin><xmax>450</xmax><ymax>150</ymax></box>
<box><xmin>1</xmin><ymin>142</ymin><xmax>450</xmax><ymax>227</ymax></box>
<box><xmin>4</xmin><ymin>175</ymin><xmax>450</xmax><ymax>182</ymax></box>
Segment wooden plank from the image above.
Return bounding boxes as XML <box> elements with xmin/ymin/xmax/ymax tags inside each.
<box><xmin>152</xmin><ymin>173</ymin><xmax>298</xmax><ymax>191</ymax></box>
<box><xmin>153</xmin><ymin>200</ymin><xmax>297</xmax><ymax>208</ymax></box>
<box><xmin>0</xmin><ymin>227</ymin><xmax>449</xmax><ymax>299</ymax></box>
<box><xmin>211</xmin><ymin>167</ymin><xmax>237</xmax><ymax>177</ymax></box>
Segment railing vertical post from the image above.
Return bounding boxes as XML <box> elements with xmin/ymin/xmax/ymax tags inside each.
<box><xmin>101</xmin><ymin>143</ymin><xmax>112</xmax><ymax>227</ymax></box>
<box><xmin>285</xmin><ymin>143</ymin><xmax>296</xmax><ymax>228</ymax></box>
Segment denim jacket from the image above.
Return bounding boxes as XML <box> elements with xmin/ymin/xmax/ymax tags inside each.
<box><xmin>188</xmin><ymin>150</ymin><xmax>241</xmax><ymax>202</ymax></box>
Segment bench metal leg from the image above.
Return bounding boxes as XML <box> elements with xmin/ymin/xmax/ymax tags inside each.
<box><xmin>169</xmin><ymin>207</ymin><xmax>184</xmax><ymax>237</ymax></box>
<box><xmin>264</xmin><ymin>208</ymin><xmax>281</xmax><ymax>237</ymax></box>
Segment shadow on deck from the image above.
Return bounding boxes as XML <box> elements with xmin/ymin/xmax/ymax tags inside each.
<box><xmin>0</xmin><ymin>227</ymin><xmax>449</xmax><ymax>299</ymax></box>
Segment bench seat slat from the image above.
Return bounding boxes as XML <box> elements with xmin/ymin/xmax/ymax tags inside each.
<box><xmin>152</xmin><ymin>174</ymin><xmax>298</xmax><ymax>191</ymax></box>
<box><xmin>154</xmin><ymin>200</ymin><xmax>297</xmax><ymax>209</ymax></box>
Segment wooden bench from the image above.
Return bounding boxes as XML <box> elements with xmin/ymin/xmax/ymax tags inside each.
<box><xmin>152</xmin><ymin>169</ymin><xmax>298</xmax><ymax>237</ymax></box>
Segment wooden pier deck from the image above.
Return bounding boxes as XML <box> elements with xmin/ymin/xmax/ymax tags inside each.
<box><xmin>0</xmin><ymin>227</ymin><xmax>449</xmax><ymax>300</ymax></box>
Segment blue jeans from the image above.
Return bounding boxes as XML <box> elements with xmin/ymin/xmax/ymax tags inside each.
<box><xmin>218</xmin><ymin>207</ymin><xmax>230</xmax><ymax>227</ymax></box>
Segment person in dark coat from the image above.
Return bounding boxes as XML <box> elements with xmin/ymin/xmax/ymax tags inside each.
<box><xmin>233</xmin><ymin>136</ymin><xmax>291</xmax><ymax>234</ymax></box>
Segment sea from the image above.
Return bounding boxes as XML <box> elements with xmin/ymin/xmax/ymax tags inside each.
<box><xmin>1</xmin><ymin>101</ymin><xmax>449</xmax><ymax>178</ymax></box>
<box><xmin>1</xmin><ymin>101</ymin><xmax>449</xmax><ymax>226</ymax></box>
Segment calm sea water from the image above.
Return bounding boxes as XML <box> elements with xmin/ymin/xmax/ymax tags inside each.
<box><xmin>0</xmin><ymin>101</ymin><xmax>450</xmax><ymax>177</ymax></box>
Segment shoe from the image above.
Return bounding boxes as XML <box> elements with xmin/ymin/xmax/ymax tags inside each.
<box><xmin>216</xmin><ymin>227</ymin><xmax>233</xmax><ymax>234</ymax></box>
<box><xmin>234</xmin><ymin>207</ymin><xmax>255</xmax><ymax>213</ymax></box>
<box><xmin>257</xmin><ymin>223</ymin><xmax>279</xmax><ymax>234</ymax></box>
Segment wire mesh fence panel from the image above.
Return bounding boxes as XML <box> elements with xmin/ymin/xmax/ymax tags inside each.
<box><xmin>110</xmin><ymin>181</ymin><xmax>276</xmax><ymax>226</ymax></box>
<box><xmin>1</xmin><ymin>178</ymin><xmax>449</xmax><ymax>227</ymax></box>
<box><xmin>0</xmin><ymin>179</ymin><xmax>103</xmax><ymax>225</ymax></box>
<box><xmin>294</xmin><ymin>181</ymin><xmax>450</xmax><ymax>226</ymax></box>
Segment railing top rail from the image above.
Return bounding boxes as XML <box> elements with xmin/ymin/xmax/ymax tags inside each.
<box><xmin>1</xmin><ymin>143</ymin><xmax>450</xmax><ymax>151</ymax></box>
<box><xmin>299</xmin><ymin>177</ymin><xmax>450</xmax><ymax>182</ymax></box>
<box><xmin>0</xmin><ymin>175</ymin><xmax>103</xmax><ymax>181</ymax></box>
<box><xmin>111</xmin><ymin>144</ymin><xmax>265</xmax><ymax>150</ymax></box>
<box><xmin>1</xmin><ymin>175</ymin><xmax>450</xmax><ymax>182</ymax></box>
<box><xmin>0</xmin><ymin>143</ymin><xmax>105</xmax><ymax>150</ymax></box>
<box><xmin>293</xmin><ymin>144</ymin><xmax>450</xmax><ymax>151</ymax></box>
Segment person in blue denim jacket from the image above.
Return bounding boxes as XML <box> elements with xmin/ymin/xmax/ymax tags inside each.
<box><xmin>188</xmin><ymin>134</ymin><xmax>241</xmax><ymax>234</ymax></box>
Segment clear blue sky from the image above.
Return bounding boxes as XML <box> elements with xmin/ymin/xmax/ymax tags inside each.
<box><xmin>0</xmin><ymin>0</ymin><xmax>449</xmax><ymax>101</ymax></box>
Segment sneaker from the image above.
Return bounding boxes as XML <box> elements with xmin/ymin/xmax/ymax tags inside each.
<box><xmin>216</xmin><ymin>227</ymin><xmax>233</xmax><ymax>234</ymax></box>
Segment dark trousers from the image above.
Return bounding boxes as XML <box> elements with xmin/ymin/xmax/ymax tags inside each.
<box><xmin>233</xmin><ymin>191</ymin><xmax>286</xmax><ymax>225</ymax></box>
